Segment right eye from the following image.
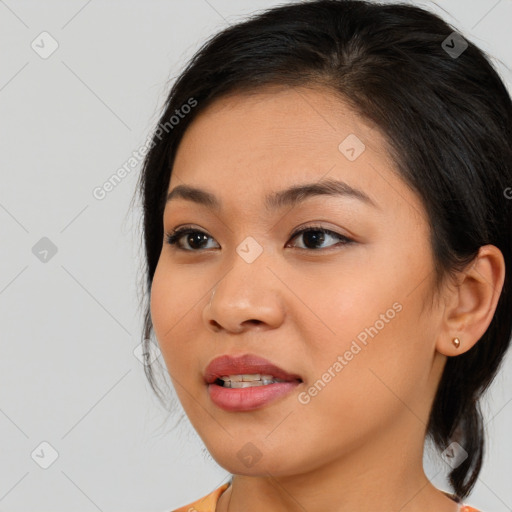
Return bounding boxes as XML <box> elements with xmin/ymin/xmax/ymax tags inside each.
<box><xmin>165</xmin><ymin>226</ymin><xmax>219</xmax><ymax>251</ymax></box>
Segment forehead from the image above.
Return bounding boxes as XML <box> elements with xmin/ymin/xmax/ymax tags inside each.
<box><xmin>168</xmin><ymin>85</ymin><xmax>423</xmax><ymax>223</ymax></box>
<box><xmin>176</xmin><ymin>84</ymin><xmax>388</xmax><ymax>160</ymax></box>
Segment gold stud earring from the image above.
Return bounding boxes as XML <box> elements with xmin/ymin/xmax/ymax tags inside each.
<box><xmin>452</xmin><ymin>337</ymin><xmax>461</xmax><ymax>348</ymax></box>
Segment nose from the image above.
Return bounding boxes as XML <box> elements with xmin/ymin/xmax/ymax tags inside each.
<box><xmin>203</xmin><ymin>253</ymin><xmax>286</xmax><ymax>334</ymax></box>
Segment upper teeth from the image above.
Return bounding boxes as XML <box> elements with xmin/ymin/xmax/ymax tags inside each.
<box><xmin>219</xmin><ymin>374</ymin><xmax>286</xmax><ymax>388</ymax></box>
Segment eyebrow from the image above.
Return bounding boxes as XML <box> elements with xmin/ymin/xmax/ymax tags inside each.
<box><xmin>165</xmin><ymin>177</ymin><xmax>379</xmax><ymax>212</ymax></box>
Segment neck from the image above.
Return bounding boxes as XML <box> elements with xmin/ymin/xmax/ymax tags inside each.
<box><xmin>216</xmin><ymin>413</ymin><xmax>459</xmax><ymax>512</ymax></box>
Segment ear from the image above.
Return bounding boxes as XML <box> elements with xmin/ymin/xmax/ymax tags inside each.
<box><xmin>436</xmin><ymin>245</ymin><xmax>506</xmax><ymax>356</ymax></box>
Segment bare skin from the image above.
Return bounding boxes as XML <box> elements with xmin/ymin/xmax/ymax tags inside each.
<box><xmin>150</xmin><ymin>84</ymin><xmax>505</xmax><ymax>512</ymax></box>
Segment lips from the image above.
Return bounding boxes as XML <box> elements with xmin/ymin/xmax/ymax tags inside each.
<box><xmin>204</xmin><ymin>353</ymin><xmax>302</xmax><ymax>384</ymax></box>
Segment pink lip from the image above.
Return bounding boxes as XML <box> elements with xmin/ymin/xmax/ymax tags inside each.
<box><xmin>204</xmin><ymin>353</ymin><xmax>302</xmax><ymax>383</ymax></box>
<box><xmin>204</xmin><ymin>353</ymin><xmax>302</xmax><ymax>412</ymax></box>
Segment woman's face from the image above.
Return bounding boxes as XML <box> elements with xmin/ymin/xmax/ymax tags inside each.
<box><xmin>150</xmin><ymin>85</ymin><xmax>447</xmax><ymax>477</ymax></box>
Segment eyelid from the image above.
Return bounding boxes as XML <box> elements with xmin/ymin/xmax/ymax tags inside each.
<box><xmin>288</xmin><ymin>223</ymin><xmax>352</xmax><ymax>241</ymax></box>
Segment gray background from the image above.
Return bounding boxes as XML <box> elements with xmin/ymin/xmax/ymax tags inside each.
<box><xmin>0</xmin><ymin>0</ymin><xmax>511</xmax><ymax>511</ymax></box>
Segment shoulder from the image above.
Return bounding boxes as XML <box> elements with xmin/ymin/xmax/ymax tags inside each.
<box><xmin>170</xmin><ymin>485</ymin><xmax>483</xmax><ymax>512</ymax></box>
<box><xmin>170</xmin><ymin>483</ymin><xmax>230</xmax><ymax>512</ymax></box>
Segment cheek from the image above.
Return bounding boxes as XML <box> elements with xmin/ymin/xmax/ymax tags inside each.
<box><xmin>290</xmin><ymin>323</ymin><xmax>414</xmax><ymax>461</ymax></box>
<box><xmin>150</xmin><ymin>263</ymin><xmax>194</xmax><ymax>371</ymax></box>
<box><xmin>150</xmin><ymin>261</ymin><xmax>201</xmax><ymax>338</ymax></box>
<box><xmin>149</xmin><ymin>264</ymin><xmax>173</xmax><ymax>345</ymax></box>
<box><xmin>297</xmin><ymin>268</ymin><xmax>431</xmax><ymax>405</ymax></box>
<box><xmin>311</xmin><ymin>296</ymin><xmax>433</xmax><ymax>428</ymax></box>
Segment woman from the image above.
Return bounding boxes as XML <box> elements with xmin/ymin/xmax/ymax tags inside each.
<box><xmin>134</xmin><ymin>0</ymin><xmax>512</xmax><ymax>510</ymax></box>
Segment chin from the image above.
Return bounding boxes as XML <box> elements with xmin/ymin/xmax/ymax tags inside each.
<box><xmin>210</xmin><ymin>447</ymin><xmax>296</xmax><ymax>477</ymax></box>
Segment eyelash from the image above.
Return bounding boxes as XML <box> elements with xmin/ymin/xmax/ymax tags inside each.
<box><xmin>164</xmin><ymin>224</ymin><xmax>354</xmax><ymax>252</ymax></box>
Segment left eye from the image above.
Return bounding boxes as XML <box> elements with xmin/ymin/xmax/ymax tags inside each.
<box><xmin>288</xmin><ymin>226</ymin><xmax>353</xmax><ymax>250</ymax></box>
<box><xmin>164</xmin><ymin>226</ymin><xmax>353</xmax><ymax>252</ymax></box>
